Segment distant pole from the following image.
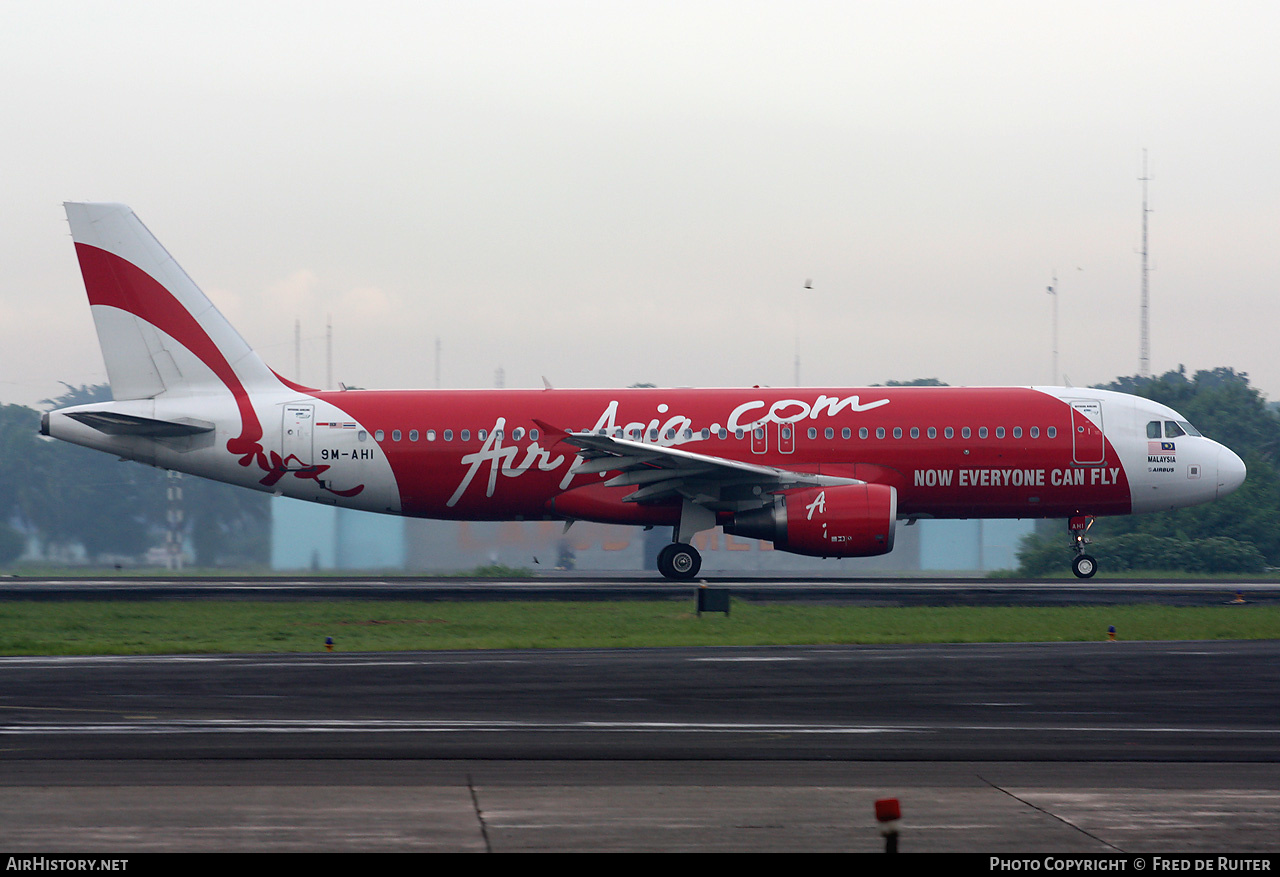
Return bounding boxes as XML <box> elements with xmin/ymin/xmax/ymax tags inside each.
<box><xmin>1047</xmin><ymin>273</ymin><xmax>1058</xmax><ymax>385</ymax></box>
<box><xmin>796</xmin><ymin>279</ymin><xmax>812</xmax><ymax>387</ymax></box>
<box><xmin>1139</xmin><ymin>150</ymin><xmax>1152</xmax><ymax>378</ymax></box>
<box><xmin>166</xmin><ymin>471</ymin><xmax>183</xmax><ymax>571</ymax></box>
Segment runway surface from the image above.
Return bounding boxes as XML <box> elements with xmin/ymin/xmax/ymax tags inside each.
<box><xmin>2</xmin><ymin>573</ymin><xmax>1277</xmax><ymax>606</ymax></box>
<box><xmin>1</xmin><ymin>618</ymin><xmax>1278</xmax><ymax>851</ymax></box>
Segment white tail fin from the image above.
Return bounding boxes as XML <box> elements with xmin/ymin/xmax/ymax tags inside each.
<box><xmin>64</xmin><ymin>202</ymin><xmax>284</xmax><ymax>400</ymax></box>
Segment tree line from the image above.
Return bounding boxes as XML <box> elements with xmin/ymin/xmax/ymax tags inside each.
<box><xmin>0</xmin><ymin>385</ymin><xmax>269</xmax><ymax>567</ymax></box>
<box><xmin>1017</xmin><ymin>366</ymin><xmax>1280</xmax><ymax>575</ymax></box>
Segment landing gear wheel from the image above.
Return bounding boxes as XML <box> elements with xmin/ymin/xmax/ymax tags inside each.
<box><xmin>657</xmin><ymin>542</ymin><xmax>701</xmax><ymax>580</ymax></box>
<box><xmin>1072</xmin><ymin>554</ymin><xmax>1097</xmax><ymax>579</ymax></box>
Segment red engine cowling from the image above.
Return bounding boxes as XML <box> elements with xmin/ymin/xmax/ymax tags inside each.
<box><xmin>724</xmin><ymin>483</ymin><xmax>897</xmax><ymax>558</ymax></box>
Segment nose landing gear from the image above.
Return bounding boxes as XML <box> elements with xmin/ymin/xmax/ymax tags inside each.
<box><xmin>1069</xmin><ymin>515</ymin><xmax>1097</xmax><ymax>578</ymax></box>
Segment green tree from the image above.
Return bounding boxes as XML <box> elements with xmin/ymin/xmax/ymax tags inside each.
<box><xmin>1019</xmin><ymin>366</ymin><xmax>1280</xmax><ymax>574</ymax></box>
<box><xmin>0</xmin><ymin>523</ymin><xmax>24</xmax><ymax>564</ymax></box>
<box><xmin>0</xmin><ymin>386</ymin><xmax>270</xmax><ymax>566</ymax></box>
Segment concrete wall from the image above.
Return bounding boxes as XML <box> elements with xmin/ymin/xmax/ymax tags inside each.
<box><xmin>271</xmin><ymin>496</ymin><xmax>1034</xmax><ymax>574</ymax></box>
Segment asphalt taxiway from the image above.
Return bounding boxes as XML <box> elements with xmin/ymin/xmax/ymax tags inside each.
<box><xmin>0</xmin><ymin>576</ymin><xmax>1277</xmax><ymax>852</ymax></box>
<box><xmin>1</xmin><ymin>574</ymin><xmax>1276</xmax><ymax>606</ymax></box>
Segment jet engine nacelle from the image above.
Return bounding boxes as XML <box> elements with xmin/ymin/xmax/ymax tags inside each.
<box><xmin>724</xmin><ymin>483</ymin><xmax>897</xmax><ymax>558</ymax></box>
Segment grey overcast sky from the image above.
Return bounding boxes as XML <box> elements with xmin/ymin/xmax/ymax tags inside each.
<box><xmin>3</xmin><ymin>1</ymin><xmax>1278</xmax><ymax>409</ymax></box>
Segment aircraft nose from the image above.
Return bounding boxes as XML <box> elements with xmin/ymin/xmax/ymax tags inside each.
<box><xmin>1216</xmin><ymin>445</ymin><xmax>1247</xmax><ymax>498</ymax></box>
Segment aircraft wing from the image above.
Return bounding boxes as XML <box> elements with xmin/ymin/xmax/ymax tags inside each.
<box><xmin>542</xmin><ymin>423</ymin><xmax>862</xmax><ymax>508</ymax></box>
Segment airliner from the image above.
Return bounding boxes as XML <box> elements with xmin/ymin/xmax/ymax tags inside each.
<box><xmin>42</xmin><ymin>203</ymin><xmax>1247</xmax><ymax>578</ymax></box>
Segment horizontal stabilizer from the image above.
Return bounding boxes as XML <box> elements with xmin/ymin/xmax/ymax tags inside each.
<box><xmin>64</xmin><ymin>411</ymin><xmax>215</xmax><ymax>437</ymax></box>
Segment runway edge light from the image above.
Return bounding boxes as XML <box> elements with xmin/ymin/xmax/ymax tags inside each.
<box><xmin>874</xmin><ymin>797</ymin><xmax>901</xmax><ymax>853</ymax></box>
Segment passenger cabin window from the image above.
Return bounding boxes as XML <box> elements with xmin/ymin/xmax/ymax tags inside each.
<box><xmin>375</xmin><ymin>429</ymin><xmax>385</xmax><ymax>441</ymax></box>
<box><xmin>1047</xmin><ymin>426</ymin><xmax>1057</xmax><ymax>438</ymax></box>
<box><xmin>392</xmin><ymin>429</ymin><xmax>402</xmax><ymax>441</ymax></box>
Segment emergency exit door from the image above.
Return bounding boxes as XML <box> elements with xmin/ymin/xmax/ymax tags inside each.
<box><xmin>1070</xmin><ymin>400</ymin><xmax>1105</xmax><ymax>465</ymax></box>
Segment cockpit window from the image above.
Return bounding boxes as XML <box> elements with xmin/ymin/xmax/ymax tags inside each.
<box><xmin>1164</xmin><ymin>421</ymin><xmax>1185</xmax><ymax>439</ymax></box>
<box><xmin>1147</xmin><ymin>421</ymin><xmax>1161</xmax><ymax>439</ymax></box>
<box><xmin>1177</xmin><ymin>420</ymin><xmax>1202</xmax><ymax>437</ymax></box>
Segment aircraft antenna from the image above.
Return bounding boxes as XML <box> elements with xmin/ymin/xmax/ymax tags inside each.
<box><xmin>1139</xmin><ymin>150</ymin><xmax>1152</xmax><ymax>378</ymax></box>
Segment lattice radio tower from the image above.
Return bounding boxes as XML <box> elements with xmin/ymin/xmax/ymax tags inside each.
<box><xmin>1139</xmin><ymin>150</ymin><xmax>1152</xmax><ymax>378</ymax></box>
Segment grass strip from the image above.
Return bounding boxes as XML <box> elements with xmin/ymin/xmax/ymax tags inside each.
<box><xmin>0</xmin><ymin>601</ymin><xmax>1276</xmax><ymax>655</ymax></box>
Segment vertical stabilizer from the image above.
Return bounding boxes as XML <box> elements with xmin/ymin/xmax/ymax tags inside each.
<box><xmin>64</xmin><ymin>202</ymin><xmax>280</xmax><ymax>400</ymax></box>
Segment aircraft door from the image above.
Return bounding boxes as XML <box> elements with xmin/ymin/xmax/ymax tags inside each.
<box><xmin>282</xmin><ymin>403</ymin><xmax>315</xmax><ymax>467</ymax></box>
<box><xmin>1070</xmin><ymin>400</ymin><xmax>1105</xmax><ymax>465</ymax></box>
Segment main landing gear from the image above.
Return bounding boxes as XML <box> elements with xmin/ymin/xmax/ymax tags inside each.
<box><xmin>657</xmin><ymin>542</ymin><xmax>701</xmax><ymax>580</ymax></box>
<box><xmin>656</xmin><ymin>500</ymin><xmax>713</xmax><ymax>580</ymax></box>
<box><xmin>1069</xmin><ymin>515</ymin><xmax>1097</xmax><ymax>578</ymax></box>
